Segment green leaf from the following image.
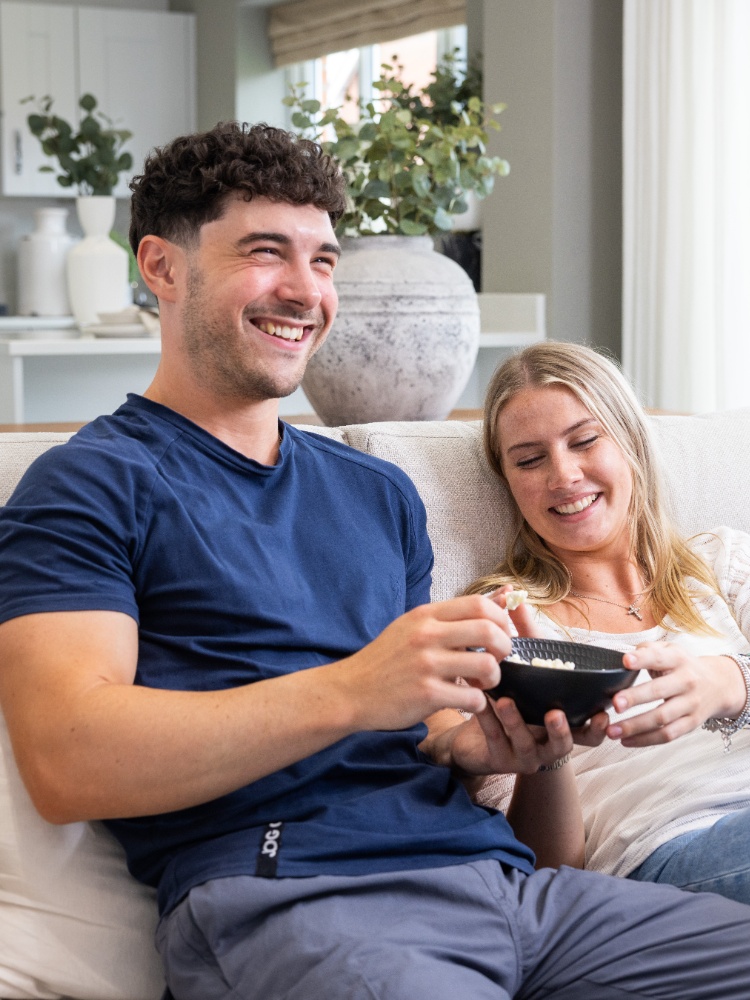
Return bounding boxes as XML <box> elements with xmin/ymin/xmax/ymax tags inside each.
<box><xmin>300</xmin><ymin>99</ymin><xmax>321</xmax><ymax>114</ymax></box>
<box><xmin>319</xmin><ymin>108</ymin><xmax>339</xmax><ymax>127</ymax></box>
<box><xmin>79</xmin><ymin>93</ymin><xmax>97</xmax><ymax>112</ymax></box>
<box><xmin>433</xmin><ymin>206</ymin><xmax>453</xmax><ymax>230</ymax></box>
<box><xmin>362</xmin><ymin>179</ymin><xmax>390</xmax><ymax>199</ymax></box>
<box><xmin>79</xmin><ymin>115</ymin><xmax>101</xmax><ymax>140</ymax></box>
<box><xmin>398</xmin><ymin>218</ymin><xmax>428</xmax><ymax>235</ymax></box>
<box><xmin>411</xmin><ymin>169</ymin><xmax>431</xmax><ymax>198</ymax></box>
<box><xmin>26</xmin><ymin>114</ymin><xmax>46</xmax><ymax>136</ymax></box>
<box><xmin>291</xmin><ymin>111</ymin><xmax>313</xmax><ymax>130</ymax></box>
<box><xmin>357</xmin><ymin>122</ymin><xmax>378</xmax><ymax>142</ymax></box>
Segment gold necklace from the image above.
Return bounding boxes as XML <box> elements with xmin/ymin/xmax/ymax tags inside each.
<box><xmin>569</xmin><ymin>591</ymin><xmax>645</xmax><ymax>621</ymax></box>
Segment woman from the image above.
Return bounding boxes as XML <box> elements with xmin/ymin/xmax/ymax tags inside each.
<box><xmin>466</xmin><ymin>341</ymin><xmax>750</xmax><ymax>904</ymax></box>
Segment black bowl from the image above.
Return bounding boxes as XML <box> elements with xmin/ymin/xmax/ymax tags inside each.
<box><xmin>485</xmin><ymin>637</ymin><xmax>637</xmax><ymax>727</ymax></box>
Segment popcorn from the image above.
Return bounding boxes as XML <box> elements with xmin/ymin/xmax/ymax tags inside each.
<box><xmin>505</xmin><ymin>653</ymin><xmax>575</xmax><ymax>671</ymax></box>
<box><xmin>505</xmin><ymin>589</ymin><xmax>528</xmax><ymax>611</ymax></box>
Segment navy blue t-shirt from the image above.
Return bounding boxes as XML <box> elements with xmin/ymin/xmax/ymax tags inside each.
<box><xmin>0</xmin><ymin>396</ymin><xmax>534</xmax><ymax>914</ymax></box>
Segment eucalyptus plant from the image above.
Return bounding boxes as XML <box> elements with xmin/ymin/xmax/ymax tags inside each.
<box><xmin>22</xmin><ymin>93</ymin><xmax>133</xmax><ymax>196</ymax></box>
<box><xmin>284</xmin><ymin>55</ymin><xmax>508</xmax><ymax>237</ymax></box>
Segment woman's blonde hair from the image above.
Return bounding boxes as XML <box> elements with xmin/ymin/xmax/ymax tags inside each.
<box><xmin>466</xmin><ymin>341</ymin><xmax>719</xmax><ymax>635</ymax></box>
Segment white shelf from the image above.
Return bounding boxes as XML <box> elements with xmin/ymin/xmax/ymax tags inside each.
<box><xmin>0</xmin><ymin>337</ymin><xmax>161</xmax><ymax>357</ymax></box>
<box><xmin>0</xmin><ymin>335</ymin><xmax>162</xmax><ymax>423</ymax></box>
<box><xmin>478</xmin><ymin>293</ymin><xmax>545</xmax><ymax>337</ymax></box>
<box><xmin>0</xmin><ymin>315</ymin><xmax>77</xmax><ymax>333</ymax></box>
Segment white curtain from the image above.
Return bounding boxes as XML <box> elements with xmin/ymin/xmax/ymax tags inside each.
<box><xmin>622</xmin><ymin>0</ymin><xmax>750</xmax><ymax>413</ymax></box>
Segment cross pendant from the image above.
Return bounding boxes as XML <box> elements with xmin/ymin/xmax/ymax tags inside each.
<box><xmin>628</xmin><ymin>605</ymin><xmax>643</xmax><ymax>621</ymax></box>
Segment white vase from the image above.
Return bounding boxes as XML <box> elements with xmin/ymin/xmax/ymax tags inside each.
<box><xmin>17</xmin><ymin>208</ymin><xmax>76</xmax><ymax>317</ymax></box>
<box><xmin>302</xmin><ymin>235</ymin><xmax>480</xmax><ymax>424</ymax></box>
<box><xmin>67</xmin><ymin>196</ymin><xmax>129</xmax><ymax>328</ymax></box>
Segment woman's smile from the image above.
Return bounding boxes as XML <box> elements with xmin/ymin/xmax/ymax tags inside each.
<box><xmin>497</xmin><ymin>385</ymin><xmax>633</xmax><ymax>559</ymax></box>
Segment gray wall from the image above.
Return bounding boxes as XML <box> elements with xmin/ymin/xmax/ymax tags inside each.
<box><xmin>480</xmin><ymin>0</ymin><xmax>623</xmax><ymax>357</ymax></box>
<box><xmin>171</xmin><ymin>0</ymin><xmax>288</xmax><ymax>130</ymax></box>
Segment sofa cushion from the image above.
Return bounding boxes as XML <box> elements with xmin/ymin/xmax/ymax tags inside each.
<box><xmin>648</xmin><ymin>407</ymin><xmax>750</xmax><ymax>536</ymax></box>
<box><xmin>343</xmin><ymin>421</ymin><xmax>515</xmax><ymax>602</ymax></box>
<box><xmin>0</xmin><ymin>720</ymin><xmax>164</xmax><ymax>1000</ymax></box>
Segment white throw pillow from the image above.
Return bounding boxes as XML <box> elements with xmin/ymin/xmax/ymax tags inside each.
<box><xmin>0</xmin><ymin>713</ymin><xmax>165</xmax><ymax>1000</ymax></box>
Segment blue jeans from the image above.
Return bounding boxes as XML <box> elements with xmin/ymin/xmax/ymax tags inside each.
<box><xmin>628</xmin><ymin>807</ymin><xmax>750</xmax><ymax>905</ymax></box>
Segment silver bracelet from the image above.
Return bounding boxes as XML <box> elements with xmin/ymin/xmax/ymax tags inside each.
<box><xmin>702</xmin><ymin>653</ymin><xmax>750</xmax><ymax>752</ymax></box>
<box><xmin>537</xmin><ymin>752</ymin><xmax>571</xmax><ymax>772</ymax></box>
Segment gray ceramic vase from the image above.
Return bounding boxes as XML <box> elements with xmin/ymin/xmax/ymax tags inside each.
<box><xmin>302</xmin><ymin>235</ymin><xmax>480</xmax><ymax>425</ymax></box>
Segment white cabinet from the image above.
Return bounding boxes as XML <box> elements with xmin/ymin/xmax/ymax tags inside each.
<box><xmin>0</xmin><ymin>3</ymin><xmax>78</xmax><ymax>196</ymax></box>
<box><xmin>0</xmin><ymin>2</ymin><xmax>195</xmax><ymax>198</ymax></box>
<box><xmin>78</xmin><ymin>8</ymin><xmax>195</xmax><ymax>198</ymax></box>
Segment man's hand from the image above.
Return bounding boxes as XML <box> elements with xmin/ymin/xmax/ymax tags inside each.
<box><xmin>425</xmin><ymin>697</ymin><xmax>574</xmax><ymax>777</ymax></box>
<box><xmin>329</xmin><ymin>595</ymin><xmax>515</xmax><ymax>732</ymax></box>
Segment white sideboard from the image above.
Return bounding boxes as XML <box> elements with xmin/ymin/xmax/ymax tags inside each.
<box><xmin>0</xmin><ymin>294</ymin><xmax>546</xmax><ymax>424</ymax></box>
<box><xmin>0</xmin><ymin>334</ymin><xmax>161</xmax><ymax>423</ymax></box>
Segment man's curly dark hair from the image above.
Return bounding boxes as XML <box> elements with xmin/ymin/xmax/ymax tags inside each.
<box><xmin>128</xmin><ymin>121</ymin><xmax>347</xmax><ymax>255</ymax></box>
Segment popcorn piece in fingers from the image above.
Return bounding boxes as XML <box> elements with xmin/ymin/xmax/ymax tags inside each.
<box><xmin>504</xmin><ymin>588</ymin><xmax>528</xmax><ymax>611</ymax></box>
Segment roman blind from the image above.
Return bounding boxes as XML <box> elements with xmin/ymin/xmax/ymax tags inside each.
<box><xmin>268</xmin><ymin>0</ymin><xmax>466</xmax><ymax>68</ymax></box>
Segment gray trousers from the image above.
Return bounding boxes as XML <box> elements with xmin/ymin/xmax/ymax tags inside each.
<box><xmin>156</xmin><ymin>861</ymin><xmax>750</xmax><ymax>999</ymax></box>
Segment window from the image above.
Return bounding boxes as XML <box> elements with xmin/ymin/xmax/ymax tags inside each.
<box><xmin>286</xmin><ymin>25</ymin><xmax>467</xmax><ymax>125</ymax></box>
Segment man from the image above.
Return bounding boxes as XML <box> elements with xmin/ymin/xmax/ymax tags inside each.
<box><xmin>0</xmin><ymin>122</ymin><xmax>748</xmax><ymax>1000</ymax></box>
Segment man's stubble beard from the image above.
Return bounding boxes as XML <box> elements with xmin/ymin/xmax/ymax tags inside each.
<box><xmin>182</xmin><ymin>265</ymin><xmax>324</xmax><ymax>403</ymax></box>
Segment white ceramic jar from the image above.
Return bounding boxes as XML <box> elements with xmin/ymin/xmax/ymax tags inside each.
<box><xmin>67</xmin><ymin>196</ymin><xmax>130</xmax><ymax>328</ymax></box>
<box><xmin>17</xmin><ymin>207</ymin><xmax>76</xmax><ymax>317</ymax></box>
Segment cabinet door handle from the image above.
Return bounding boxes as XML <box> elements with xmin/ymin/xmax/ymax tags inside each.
<box><xmin>14</xmin><ymin>130</ymin><xmax>22</xmax><ymax>174</ymax></box>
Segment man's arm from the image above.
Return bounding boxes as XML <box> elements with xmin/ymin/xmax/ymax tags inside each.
<box><xmin>0</xmin><ymin>595</ymin><xmax>513</xmax><ymax>824</ymax></box>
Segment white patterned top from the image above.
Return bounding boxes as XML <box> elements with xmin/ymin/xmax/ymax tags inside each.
<box><xmin>476</xmin><ymin>525</ymin><xmax>750</xmax><ymax>877</ymax></box>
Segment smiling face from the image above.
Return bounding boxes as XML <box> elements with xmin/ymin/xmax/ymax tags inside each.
<box><xmin>179</xmin><ymin>195</ymin><xmax>339</xmax><ymax>402</ymax></box>
<box><xmin>497</xmin><ymin>385</ymin><xmax>635</xmax><ymax>562</ymax></box>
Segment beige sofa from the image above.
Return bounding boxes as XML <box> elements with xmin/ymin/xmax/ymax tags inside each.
<box><xmin>2</xmin><ymin>408</ymin><xmax>750</xmax><ymax>999</ymax></box>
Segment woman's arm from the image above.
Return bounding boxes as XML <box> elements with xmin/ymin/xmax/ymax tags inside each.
<box><xmin>421</xmin><ymin>698</ymin><xmax>585</xmax><ymax>869</ymax></box>
<box><xmin>506</xmin><ymin>762</ymin><xmax>584</xmax><ymax>869</ymax></box>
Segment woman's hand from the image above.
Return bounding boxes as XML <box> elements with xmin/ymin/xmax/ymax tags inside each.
<box><xmin>607</xmin><ymin>644</ymin><xmax>748</xmax><ymax>747</ymax></box>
